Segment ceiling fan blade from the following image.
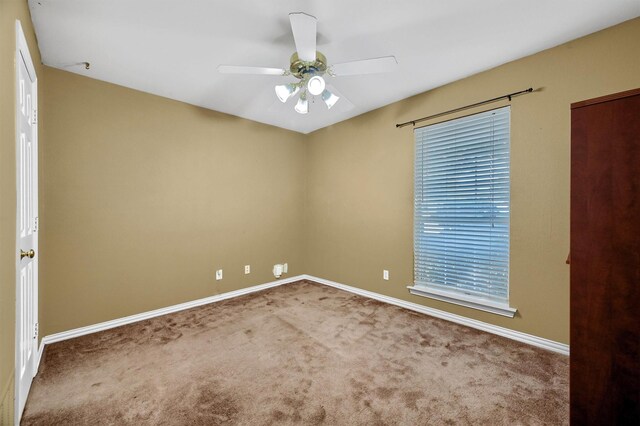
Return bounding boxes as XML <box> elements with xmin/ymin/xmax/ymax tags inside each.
<box><xmin>217</xmin><ymin>65</ymin><xmax>287</xmax><ymax>76</ymax></box>
<box><xmin>289</xmin><ymin>12</ymin><xmax>317</xmax><ymax>62</ymax></box>
<box><xmin>330</xmin><ymin>56</ymin><xmax>397</xmax><ymax>76</ymax></box>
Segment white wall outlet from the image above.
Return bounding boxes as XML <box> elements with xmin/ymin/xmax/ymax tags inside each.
<box><xmin>244</xmin><ymin>265</ymin><xmax>251</xmax><ymax>274</ymax></box>
<box><xmin>216</xmin><ymin>269</ymin><xmax>223</xmax><ymax>280</ymax></box>
<box><xmin>383</xmin><ymin>270</ymin><xmax>389</xmax><ymax>280</ymax></box>
<box><xmin>273</xmin><ymin>264</ymin><xmax>283</xmax><ymax>278</ymax></box>
<box><xmin>283</xmin><ymin>263</ymin><xmax>288</xmax><ymax>273</ymax></box>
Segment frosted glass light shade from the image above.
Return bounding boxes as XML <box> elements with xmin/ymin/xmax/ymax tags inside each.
<box><xmin>321</xmin><ymin>89</ymin><xmax>340</xmax><ymax>109</ymax></box>
<box><xmin>275</xmin><ymin>83</ymin><xmax>300</xmax><ymax>103</ymax></box>
<box><xmin>295</xmin><ymin>95</ymin><xmax>308</xmax><ymax>114</ymax></box>
<box><xmin>307</xmin><ymin>76</ymin><xmax>326</xmax><ymax>96</ymax></box>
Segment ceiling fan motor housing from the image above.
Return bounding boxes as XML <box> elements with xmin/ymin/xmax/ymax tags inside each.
<box><xmin>290</xmin><ymin>51</ymin><xmax>327</xmax><ymax>79</ymax></box>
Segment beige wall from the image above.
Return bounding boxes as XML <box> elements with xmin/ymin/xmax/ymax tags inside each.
<box><xmin>0</xmin><ymin>0</ymin><xmax>43</xmax><ymax>422</ymax></box>
<box><xmin>305</xmin><ymin>17</ymin><xmax>640</xmax><ymax>344</ymax></box>
<box><xmin>40</xmin><ymin>68</ymin><xmax>307</xmax><ymax>337</ymax></box>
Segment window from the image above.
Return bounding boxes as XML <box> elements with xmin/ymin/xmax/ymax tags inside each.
<box><xmin>408</xmin><ymin>106</ymin><xmax>516</xmax><ymax>317</ymax></box>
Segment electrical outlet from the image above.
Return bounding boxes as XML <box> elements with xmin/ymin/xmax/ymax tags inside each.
<box><xmin>244</xmin><ymin>265</ymin><xmax>251</xmax><ymax>274</ymax></box>
<box><xmin>383</xmin><ymin>270</ymin><xmax>389</xmax><ymax>280</ymax></box>
<box><xmin>216</xmin><ymin>269</ymin><xmax>223</xmax><ymax>280</ymax></box>
<box><xmin>283</xmin><ymin>263</ymin><xmax>288</xmax><ymax>273</ymax></box>
<box><xmin>273</xmin><ymin>264</ymin><xmax>284</xmax><ymax>278</ymax></box>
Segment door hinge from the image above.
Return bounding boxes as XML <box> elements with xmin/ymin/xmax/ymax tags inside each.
<box><xmin>33</xmin><ymin>322</ymin><xmax>38</xmax><ymax>339</ymax></box>
<box><xmin>32</xmin><ymin>108</ymin><xmax>37</xmax><ymax>125</ymax></box>
<box><xmin>34</xmin><ymin>216</ymin><xmax>38</xmax><ymax>232</ymax></box>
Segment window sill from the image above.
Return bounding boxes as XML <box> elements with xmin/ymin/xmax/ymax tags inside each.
<box><xmin>407</xmin><ymin>285</ymin><xmax>517</xmax><ymax>318</ymax></box>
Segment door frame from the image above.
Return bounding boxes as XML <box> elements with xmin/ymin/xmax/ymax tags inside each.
<box><xmin>14</xmin><ymin>19</ymin><xmax>39</xmax><ymax>424</ymax></box>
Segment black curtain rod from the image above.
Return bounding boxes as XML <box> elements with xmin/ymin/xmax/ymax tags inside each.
<box><xmin>395</xmin><ymin>87</ymin><xmax>534</xmax><ymax>129</ymax></box>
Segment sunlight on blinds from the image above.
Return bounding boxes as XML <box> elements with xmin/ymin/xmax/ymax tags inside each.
<box><xmin>414</xmin><ymin>107</ymin><xmax>510</xmax><ymax>303</ymax></box>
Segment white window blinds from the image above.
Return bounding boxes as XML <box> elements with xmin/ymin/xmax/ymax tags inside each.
<box><xmin>413</xmin><ymin>106</ymin><xmax>510</xmax><ymax>304</ymax></box>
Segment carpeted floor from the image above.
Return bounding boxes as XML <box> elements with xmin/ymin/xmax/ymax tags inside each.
<box><xmin>22</xmin><ymin>281</ymin><xmax>569</xmax><ymax>425</ymax></box>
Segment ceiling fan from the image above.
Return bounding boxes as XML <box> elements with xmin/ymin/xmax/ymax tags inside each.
<box><xmin>218</xmin><ymin>12</ymin><xmax>398</xmax><ymax>114</ymax></box>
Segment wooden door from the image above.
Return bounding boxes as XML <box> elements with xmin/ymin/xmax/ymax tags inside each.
<box><xmin>15</xmin><ymin>20</ymin><xmax>39</xmax><ymax>422</ymax></box>
<box><xmin>570</xmin><ymin>88</ymin><xmax>640</xmax><ymax>425</ymax></box>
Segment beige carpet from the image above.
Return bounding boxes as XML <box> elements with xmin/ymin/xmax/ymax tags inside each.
<box><xmin>22</xmin><ymin>281</ymin><xmax>568</xmax><ymax>425</ymax></box>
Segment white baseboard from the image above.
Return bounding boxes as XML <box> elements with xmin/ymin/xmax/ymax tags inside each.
<box><xmin>36</xmin><ymin>272</ymin><xmax>568</xmax><ymax>377</ymax></box>
<box><xmin>302</xmin><ymin>274</ymin><xmax>569</xmax><ymax>355</ymax></box>
<box><xmin>40</xmin><ymin>275</ymin><xmax>305</xmax><ymax>348</ymax></box>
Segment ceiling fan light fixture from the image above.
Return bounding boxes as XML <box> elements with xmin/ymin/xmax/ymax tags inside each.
<box><xmin>275</xmin><ymin>83</ymin><xmax>300</xmax><ymax>103</ymax></box>
<box><xmin>220</xmin><ymin>13</ymin><xmax>397</xmax><ymax>118</ymax></box>
<box><xmin>321</xmin><ymin>89</ymin><xmax>340</xmax><ymax>109</ymax></box>
<box><xmin>307</xmin><ymin>75</ymin><xmax>325</xmax><ymax>96</ymax></box>
<box><xmin>295</xmin><ymin>92</ymin><xmax>309</xmax><ymax>114</ymax></box>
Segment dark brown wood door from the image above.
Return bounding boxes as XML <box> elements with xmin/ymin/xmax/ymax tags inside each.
<box><xmin>571</xmin><ymin>88</ymin><xmax>640</xmax><ymax>425</ymax></box>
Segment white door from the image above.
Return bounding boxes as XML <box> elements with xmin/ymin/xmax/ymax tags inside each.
<box><xmin>15</xmin><ymin>20</ymin><xmax>39</xmax><ymax>423</ymax></box>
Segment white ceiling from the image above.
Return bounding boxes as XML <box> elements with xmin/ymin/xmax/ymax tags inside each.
<box><xmin>29</xmin><ymin>0</ymin><xmax>640</xmax><ymax>134</ymax></box>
